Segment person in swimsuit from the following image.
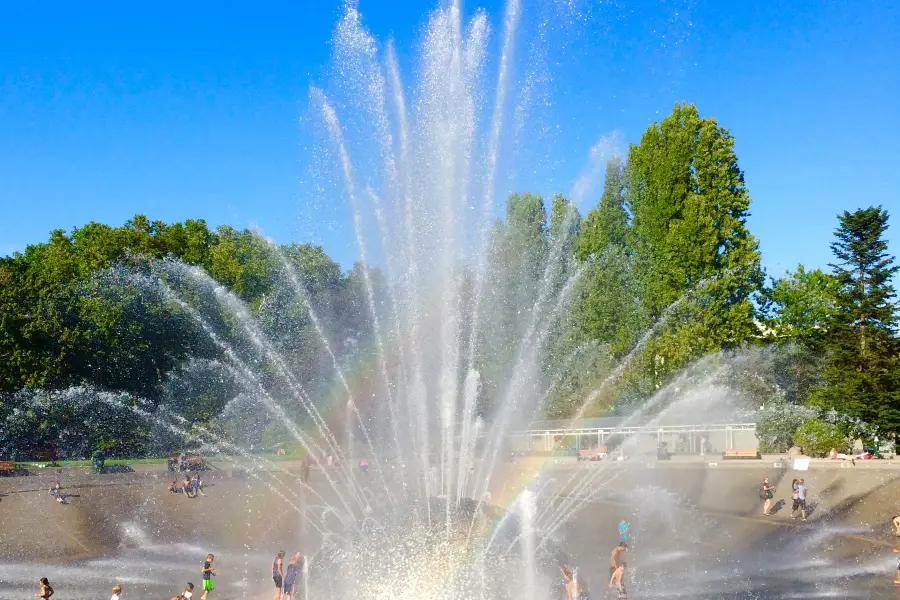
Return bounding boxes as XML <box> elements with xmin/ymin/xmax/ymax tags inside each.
<box><xmin>282</xmin><ymin>554</ymin><xmax>299</xmax><ymax>600</ymax></box>
<box><xmin>35</xmin><ymin>578</ymin><xmax>53</xmax><ymax>599</ymax></box>
<box><xmin>272</xmin><ymin>550</ymin><xmax>285</xmax><ymax>600</ymax></box>
<box><xmin>609</xmin><ymin>542</ymin><xmax>627</xmax><ymax>578</ymax></box>
<box><xmin>609</xmin><ymin>563</ymin><xmax>628</xmax><ymax>598</ymax></box>
<box><xmin>200</xmin><ymin>554</ymin><xmax>215</xmax><ymax>600</ymax></box>
<box><xmin>559</xmin><ymin>564</ymin><xmax>589</xmax><ymax>600</ymax></box>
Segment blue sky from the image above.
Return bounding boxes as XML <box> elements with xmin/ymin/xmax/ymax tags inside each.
<box><xmin>1</xmin><ymin>0</ymin><xmax>897</xmax><ymax>279</ymax></box>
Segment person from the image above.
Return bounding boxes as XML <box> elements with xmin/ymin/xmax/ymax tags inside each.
<box><xmin>559</xmin><ymin>564</ymin><xmax>588</xmax><ymax>600</ymax></box>
<box><xmin>609</xmin><ymin>563</ymin><xmax>627</xmax><ymax>598</ymax></box>
<box><xmin>829</xmin><ymin>448</ymin><xmax>855</xmax><ymax>464</ymax></box>
<box><xmin>790</xmin><ymin>479</ymin><xmax>801</xmax><ymax>518</ymax></box>
<box><xmin>272</xmin><ymin>550</ymin><xmax>285</xmax><ymax>600</ymax></box>
<box><xmin>892</xmin><ymin>515</ymin><xmax>900</xmax><ymax>537</ymax></box>
<box><xmin>35</xmin><ymin>578</ymin><xmax>53</xmax><ymax>599</ymax></box>
<box><xmin>111</xmin><ymin>584</ymin><xmax>122</xmax><ymax>600</ymax></box>
<box><xmin>169</xmin><ymin>479</ymin><xmax>179</xmax><ymax>494</ymax></box>
<box><xmin>282</xmin><ymin>554</ymin><xmax>299</xmax><ymax>600</ymax></box>
<box><xmin>893</xmin><ymin>547</ymin><xmax>900</xmax><ymax>584</ymax></box>
<box><xmin>49</xmin><ymin>482</ymin><xmax>64</xmax><ymax>503</ymax></box>
<box><xmin>326</xmin><ymin>453</ymin><xmax>334</xmax><ymax>468</ymax></box>
<box><xmin>610</xmin><ymin>542</ymin><xmax>627</xmax><ymax>579</ymax></box>
<box><xmin>761</xmin><ymin>477</ymin><xmax>774</xmax><ymax>515</ymax></box>
<box><xmin>797</xmin><ymin>479</ymin><xmax>808</xmax><ymax>521</ymax></box>
<box><xmin>359</xmin><ymin>456</ymin><xmax>369</xmax><ymax>474</ymax></box>
<box><xmin>200</xmin><ymin>554</ymin><xmax>215</xmax><ymax>600</ymax></box>
<box><xmin>302</xmin><ymin>456</ymin><xmax>311</xmax><ymax>484</ymax></box>
<box><xmin>618</xmin><ymin>520</ymin><xmax>629</xmax><ymax>543</ymax></box>
<box><xmin>184</xmin><ymin>476</ymin><xmax>196</xmax><ymax>498</ymax></box>
<box><xmin>171</xmin><ymin>582</ymin><xmax>194</xmax><ymax>600</ymax></box>
<box><xmin>192</xmin><ymin>474</ymin><xmax>205</xmax><ymax>496</ymax></box>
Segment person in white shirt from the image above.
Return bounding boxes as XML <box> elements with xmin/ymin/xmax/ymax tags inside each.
<box><xmin>110</xmin><ymin>585</ymin><xmax>121</xmax><ymax>600</ymax></box>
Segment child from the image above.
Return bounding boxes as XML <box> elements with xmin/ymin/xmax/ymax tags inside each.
<box><xmin>111</xmin><ymin>584</ymin><xmax>122</xmax><ymax>600</ymax></box>
<box><xmin>171</xmin><ymin>582</ymin><xmax>193</xmax><ymax>600</ymax></box>
<box><xmin>200</xmin><ymin>554</ymin><xmax>215</xmax><ymax>600</ymax></box>
<box><xmin>609</xmin><ymin>563</ymin><xmax>627</xmax><ymax>599</ymax></box>
<box><xmin>282</xmin><ymin>554</ymin><xmax>299</xmax><ymax>600</ymax></box>
<box><xmin>192</xmin><ymin>474</ymin><xmax>205</xmax><ymax>496</ymax></box>
<box><xmin>618</xmin><ymin>520</ymin><xmax>629</xmax><ymax>543</ymax></box>
<box><xmin>35</xmin><ymin>578</ymin><xmax>53</xmax><ymax>599</ymax></box>
<box><xmin>184</xmin><ymin>477</ymin><xmax>196</xmax><ymax>498</ymax></box>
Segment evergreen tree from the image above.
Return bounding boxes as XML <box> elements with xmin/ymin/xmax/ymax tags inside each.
<box><xmin>813</xmin><ymin>206</ymin><xmax>900</xmax><ymax>432</ymax></box>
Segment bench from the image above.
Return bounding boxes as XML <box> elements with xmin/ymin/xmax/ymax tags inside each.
<box><xmin>33</xmin><ymin>449</ymin><xmax>56</xmax><ymax>462</ymax></box>
<box><xmin>577</xmin><ymin>446</ymin><xmax>609</xmax><ymax>461</ymax></box>
<box><xmin>722</xmin><ymin>448</ymin><xmax>761</xmax><ymax>460</ymax></box>
<box><xmin>0</xmin><ymin>460</ymin><xmax>16</xmax><ymax>473</ymax></box>
<box><xmin>169</xmin><ymin>455</ymin><xmax>205</xmax><ymax>471</ymax></box>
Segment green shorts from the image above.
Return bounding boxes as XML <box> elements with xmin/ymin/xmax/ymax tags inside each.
<box><xmin>203</xmin><ymin>579</ymin><xmax>214</xmax><ymax>592</ymax></box>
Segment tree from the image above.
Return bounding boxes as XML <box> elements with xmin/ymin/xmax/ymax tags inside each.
<box><xmin>813</xmin><ymin>207</ymin><xmax>900</xmax><ymax>432</ymax></box>
<box><xmin>625</xmin><ymin>103</ymin><xmax>764</xmax><ymax>383</ymax></box>
<box><xmin>576</xmin><ymin>156</ymin><xmax>628</xmax><ymax>259</ymax></box>
<box><xmin>793</xmin><ymin>418</ymin><xmax>848</xmax><ymax>457</ymax></box>
<box><xmin>767</xmin><ymin>265</ymin><xmax>839</xmax><ymax>344</ymax></box>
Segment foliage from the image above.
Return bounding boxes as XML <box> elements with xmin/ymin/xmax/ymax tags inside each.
<box><xmin>793</xmin><ymin>418</ymin><xmax>849</xmax><ymax>457</ymax></box>
<box><xmin>0</xmin><ymin>215</ymin><xmax>385</xmax><ymax>458</ymax></box>
<box><xmin>624</xmin><ymin>103</ymin><xmax>765</xmax><ymax>387</ymax></box>
<box><xmin>811</xmin><ymin>207</ymin><xmax>900</xmax><ymax>433</ymax></box>
<box><xmin>766</xmin><ymin>265</ymin><xmax>839</xmax><ymax>344</ymax></box>
<box><xmin>754</xmin><ymin>399</ymin><xmax>816</xmax><ymax>453</ymax></box>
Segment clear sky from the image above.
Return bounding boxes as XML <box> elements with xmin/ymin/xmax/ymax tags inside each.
<box><xmin>1</xmin><ymin>0</ymin><xmax>897</xmax><ymax>279</ymax></box>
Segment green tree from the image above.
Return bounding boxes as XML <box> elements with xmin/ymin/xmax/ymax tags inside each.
<box><xmin>767</xmin><ymin>265</ymin><xmax>839</xmax><ymax>344</ymax></box>
<box><xmin>812</xmin><ymin>207</ymin><xmax>900</xmax><ymax>432</ymax></box>
<box><xmin>793</xmin><ymin>418</ymin><xmax>848</xmax><ymax>457</ymax></box>
<box><xmin>625</xmin><ymin>103</ymin><xmax>764</xmax><ymax>384</ymax></box>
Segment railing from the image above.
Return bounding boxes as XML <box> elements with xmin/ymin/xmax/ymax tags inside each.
<box><xmin>511</xmin><ymin>423</ymin><xmax>758</xmax><ymax>452</ymax></box>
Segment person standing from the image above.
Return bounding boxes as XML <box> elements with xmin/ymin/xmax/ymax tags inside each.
<box><xmin>618</xmin><ymin>520</ymin><xmax>629</xmax><ymax>543</ymax></box>
<box><xmin>200</xmin><ymin>554</ymin><xmax>215</xmax><ymax>600</ymax></box>
<box><xmin>609</xmin><ymin>542</ymin><xmax>627</xmax><ymax>579</ymax></box>
<box><xmin>272</xmin><ymin>550</ymin><xmax>285</xmax><ymax>600</ymax></box>
<box><xmin>761</xmin><ymin>477</ymin><xmax>774</xmax><ymax>516</ymax></box>
<box><xmin>790</xmin><ymin>479</ymin><xmax>800</xmax><ymax>518</ymax></box>
<box><xmin>797</xmin><ymin>479</ymin><xmax>808</xmax><ymax>521</ymax></box>
<box><xmin>282</xmin><ymin>554</ymin><xmax>299</xmax><ymax>600</ymax></box>
<box><xmin>110</xmin><ymin>585</ymin><xmax>122</xmax><ymax>600</ymax></box>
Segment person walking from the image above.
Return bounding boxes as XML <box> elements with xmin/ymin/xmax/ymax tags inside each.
<box><xmin>272</xmin><ymin>550</ymin><xmax>285</xmax><ymax>600</ymax></box>
<box><xmin>761</xmin><ymin>477</ymin><xmax>774</xmax><ymax>516</ymax></box>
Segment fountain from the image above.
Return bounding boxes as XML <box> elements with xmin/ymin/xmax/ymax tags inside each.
<box><xmin>2</xmin><ymin>2</ymin><xmax>898</xmax><ymax>600</ymax></box>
